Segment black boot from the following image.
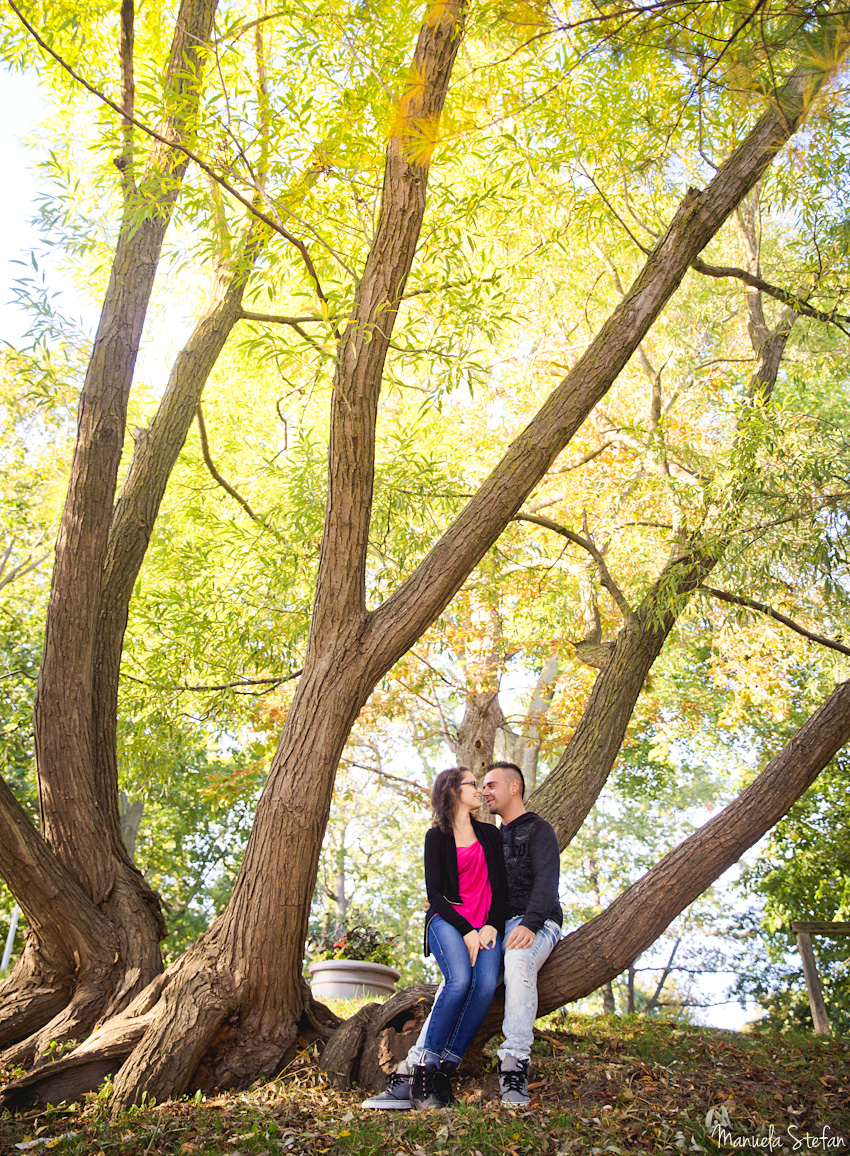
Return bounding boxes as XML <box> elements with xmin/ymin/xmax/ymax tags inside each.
<box><xmin>434</xmin><ymin>1060</ymin><xmax>457</xmax><ymax>1106</ymax></box>
<box><xmin>410</xmin><ymin>1063</ymin><xmax>446</xmax><ymax>1110</ymax></box>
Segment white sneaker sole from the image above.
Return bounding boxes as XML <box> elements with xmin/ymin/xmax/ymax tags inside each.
<box><xmin>360</xmin><ymin>1097</ymin><xmax>412</xmax><ymax>1110</ymax></box>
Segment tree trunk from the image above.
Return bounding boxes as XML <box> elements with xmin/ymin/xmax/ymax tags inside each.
<box><xmin>601</xmin><ymin>982</ymin><xmax>616</xmax><ymax>1015</ymax></box>
<box><xmin>527</xmin><ymin>548</ymin><xmax>714</xmax><ymax>845</ymax></box>
<box><xmin>0</xmin><ymin>0</ymin><xmax>220</xmax><ymax>1059</ymax></box>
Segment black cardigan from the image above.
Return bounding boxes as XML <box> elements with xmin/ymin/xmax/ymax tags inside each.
<box><xmin>423</xmin><ymin>819</ymin><xmax>507</xmax><ymax>956</ymax></box>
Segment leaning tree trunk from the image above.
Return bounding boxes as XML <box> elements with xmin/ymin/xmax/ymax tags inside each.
<box><xmin>4</xmin><ymin>8</ymin><xmax>847</xmax><ymax>1112</ymax></box>
<box><xmin>0</xmin><ymin>0</ymin><xmax>219</xmax><ymax>1061</ymax></box>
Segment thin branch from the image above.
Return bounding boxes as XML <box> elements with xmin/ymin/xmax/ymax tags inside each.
<box><xmin>239</xmin><ymin>309</ymin><xmax>331</xmax><ymax>355</ymax></box>
<box><xmin>548</xmin><ymin>439</ymin><xmax>615</xmax><ymax>473</ymax></box>
<box><xmin>514</xmin><ymin>512</ymin><xmax>634</xmax><ymax>620</ymax></box>
<box><xmin>580</xmin><ymin>163</ymin><xmax>652</xmax><ymax>255</ymax></box>
<box><xmin>691</xmin><ymin>257</ymin><xmax>850</xmax><ymax>334</ymax></box>
<box><xmin>0</xmin><ymin>552</ymin><xmax>50</xmax><ymax>592</ymax></box>
<box><xmin>121</xmin><ymin>670</ymin><xmax>302</xmax><ymax>692</ymax></box>
<box><xmin>700</xmin><ymin>585</ymin><xmax>850</xmax><ymax>657</ymax></box>
<box><xmin>196</xmin><ymin>405</ymin><xmax>267</xmax><ymax>526</ymax></box>
<box><xmin>732</xmin><ymin>491</ymin><xmax>850</xmax><ymax>542</ymax></box>
<box><xmin>240</xmin><ymin>310</ymin><xmax>329</xmax><ymax>326</ymax></box>
<box><xmin>401</xmin><ymin>274</ymin><xmax>498</xmax><ymax>301</ymax></box>
<box><xmin>211</xmin><ymin>11</ymin><xmax>286</xmax><ymax>46</ymax></box>
<box><xmin>340</xmin><ymin>758</ymin><xmax>429</xmax><ymax>796</ymax></box>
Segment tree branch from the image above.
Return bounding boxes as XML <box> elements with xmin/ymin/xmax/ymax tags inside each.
<box><xmin>239</xmin><ymin>310</ymin><xmax>329</xmax><ymax>326</ymax></box>
<box><xmin>339</xmin><ymin>759</ymin><xmax>429</xmax><ymax>796</ymax></box>
<box><xmin>195</xmin><ymin>405</ymin><xmax>266</xmax><ymax>527</ymax></box>
<box><xmin>0</xmin><ymin>551</ymin><xmax>50</xmax><ymax>593</ymax></box>
<box><xmin>238</xmin><ymin>309</ymin><xmax>331</xmax><ymax>354</ymax></box>
<box><xmin>691</xmin><ymin>257</ymin><xmax>850</xmax><ymax>335</ymax></box>
<box><xmin>700</xmin><ymin>585</ymin><xmax>850</xmax><ymax>657</ymax></box>
<box><xmin>118</xmin><ymin>0</ymin><xmax>134</xmax><ymax>186</ymax></box>
<box><xmin>309</xmin><ymin>0</ymin><xmax>468</xmax><ymax>631</ymax></box>
<box><xmin>514</xmin><ymin>512</ymin><xmax>634</xmax><ymax>619</ymax></box>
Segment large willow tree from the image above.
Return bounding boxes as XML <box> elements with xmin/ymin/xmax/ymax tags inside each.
<box><xmin>2</xmin><ymin>0</ymin><xmax>850</xmax><ymax>1110</ymax></box>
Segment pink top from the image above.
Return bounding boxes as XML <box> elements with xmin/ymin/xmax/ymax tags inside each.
<box><xmin>452</xmin><ymin>841</ymin><xmax>492</xmax><ymax>929</ymax></box>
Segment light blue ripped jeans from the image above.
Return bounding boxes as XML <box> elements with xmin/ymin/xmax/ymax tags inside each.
<box><xmin>405</xmin><ymin>916</ymin><xmax>561</xmax><ymax>1067</ymax></box>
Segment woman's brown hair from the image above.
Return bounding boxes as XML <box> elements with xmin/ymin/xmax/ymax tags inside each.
<box><xmin>430</xmin><ymin>767</ymin><xmax>466</xmax><ymax>834</ymax></box>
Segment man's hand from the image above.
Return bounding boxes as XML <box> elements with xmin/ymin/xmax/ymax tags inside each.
<box><xmin>463</xmin><ymin>929</ymin><xmax>480</xmax><ymax>966</ymax></box>
<box><xmin>505</xmin><ymin>924</ymin><xmax>535</xmax><ymax>950</ymax></box>
<box><xmin>478</xmin><ymin>924</ymin><xmax>497</xmax><ymax>949</ymax></box>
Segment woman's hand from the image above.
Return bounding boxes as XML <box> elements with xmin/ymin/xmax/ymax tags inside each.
<box><xmin>478</xmin><ymin>925</ymin><xmax>497</xmax><ymax>950</ymax></box>
<box><xmin>463</xmin><ymin>929</ymin><xmax>480</xmax><ymax>966</ymax></box>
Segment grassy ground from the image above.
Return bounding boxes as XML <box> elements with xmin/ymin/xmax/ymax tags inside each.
<box><xmin>1</xmin><ymin>1012</ymin><xmax>847</xmax><ymax>1155</ymax></box>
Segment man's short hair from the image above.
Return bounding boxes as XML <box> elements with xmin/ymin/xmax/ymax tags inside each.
<box><xmin>487</xmin><ymin>760</ymin><xmax>525</xmax><ymax>799</ymax></box>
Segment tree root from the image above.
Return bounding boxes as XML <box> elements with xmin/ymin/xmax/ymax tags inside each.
<box><xmin>319</xmin><ymin>983</ymin><xmax>435</xmax><ymax>1091</ymax></box>
<box><xmin>0</xmin><ymin>974</ymin><xmax>170</xmax><ymax>1110</ymax></box>
<box><xmin>108</xmin><ymin>963</ymin><xmax>236</xmax><ymax>1114</ymax></box>
<box><xmin>298</xmin><ymin>978</ymin><xmax>342</xmax><ymax>1044</ymax></box>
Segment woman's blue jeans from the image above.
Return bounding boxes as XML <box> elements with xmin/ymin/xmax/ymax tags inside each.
<box><xmin>421</xmin><ymin>915</ymin><xmax>502</xmax><ymax>1067</ymax></box>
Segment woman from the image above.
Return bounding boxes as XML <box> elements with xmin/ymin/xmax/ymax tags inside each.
<box><xmin>412</xmin><ymin>766</ymin><xmax>507</xmax><ymax>1110</ymax></box>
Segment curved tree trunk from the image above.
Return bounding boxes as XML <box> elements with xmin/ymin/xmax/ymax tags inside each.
<box><xmin>0</xmin><ymin>778</ymin><xmax>120</xmax><ymax>1064</ymax></box>
<box><xmin>530</xmin><ymin>676</ymin><xmax>850</xmax><ymax>1016</ymax></box>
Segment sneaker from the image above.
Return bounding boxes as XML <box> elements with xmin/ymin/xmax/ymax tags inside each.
<box><xmin>360</xmin><ymin>1069</ymin><xmax>412</xmax><ymax>1109</ymax></box>
<box><xmin>411</xmin><ymin>1063</ymin><xmax>448</xmax><ymax>1110</ymax></box>
<box><xmin>499</xmin><ymin>1055</ymin><xmax>530</xmax><ymax>1106</ymax></box>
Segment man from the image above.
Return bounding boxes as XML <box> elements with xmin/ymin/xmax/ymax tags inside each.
<box><xmin>362</xmin><ymin>761</ymin><xmax>562</xmax><ymax>1109</ymax></box>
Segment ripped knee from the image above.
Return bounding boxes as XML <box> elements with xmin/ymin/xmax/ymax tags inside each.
<box><xmin>505</xmin><ymin>955</ymin><xmax>532</xmax><ymax>987</ymax></box>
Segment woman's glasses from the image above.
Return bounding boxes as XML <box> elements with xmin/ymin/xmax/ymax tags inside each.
<box><xmin>460</xmin><ymin>780</ymin><xmax>480</xmax><ymax>789</ymax></box>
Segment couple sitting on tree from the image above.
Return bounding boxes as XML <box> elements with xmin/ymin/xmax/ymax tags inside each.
<box><xmin>362</xmin><ymin>761</ymin><xmax>562</xmax><ymax>1111</ymax></box>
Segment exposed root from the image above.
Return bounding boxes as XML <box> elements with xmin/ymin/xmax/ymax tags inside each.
<box><xmin>0</xmin><ymin>974</ymin><xmax>172</xmax><ymax>1109</ymax></box>
<box><xmin>319</xmin><ymin>1002</ymin><xmax>380</xmax><ymax>1089</ymax></box>
<box><xmin>319</xmin><ymin>983</ymin><xmax>436</xmax><ymax>1091</ymax></box>
<box><xmin>298</xmin><ymin>978</ymin><xmax>341</xmax><ymax>1044</ymax></box>
<box><xmin>108</xmin><ymin>963</ymin><xmax>236</xmax><ymax>1114</ymax></box>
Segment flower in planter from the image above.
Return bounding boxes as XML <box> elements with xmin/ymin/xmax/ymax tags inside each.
<box><xmin>311</xmin><ymin>922</ymin><xmax>399</xmax><ymax>969</ymax></box>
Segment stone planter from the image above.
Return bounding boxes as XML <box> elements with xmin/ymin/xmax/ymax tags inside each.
<box><xmin>308</xmin><ymin>959</ymin><xmax>400</xmax><ymax>1000</ymax></box>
